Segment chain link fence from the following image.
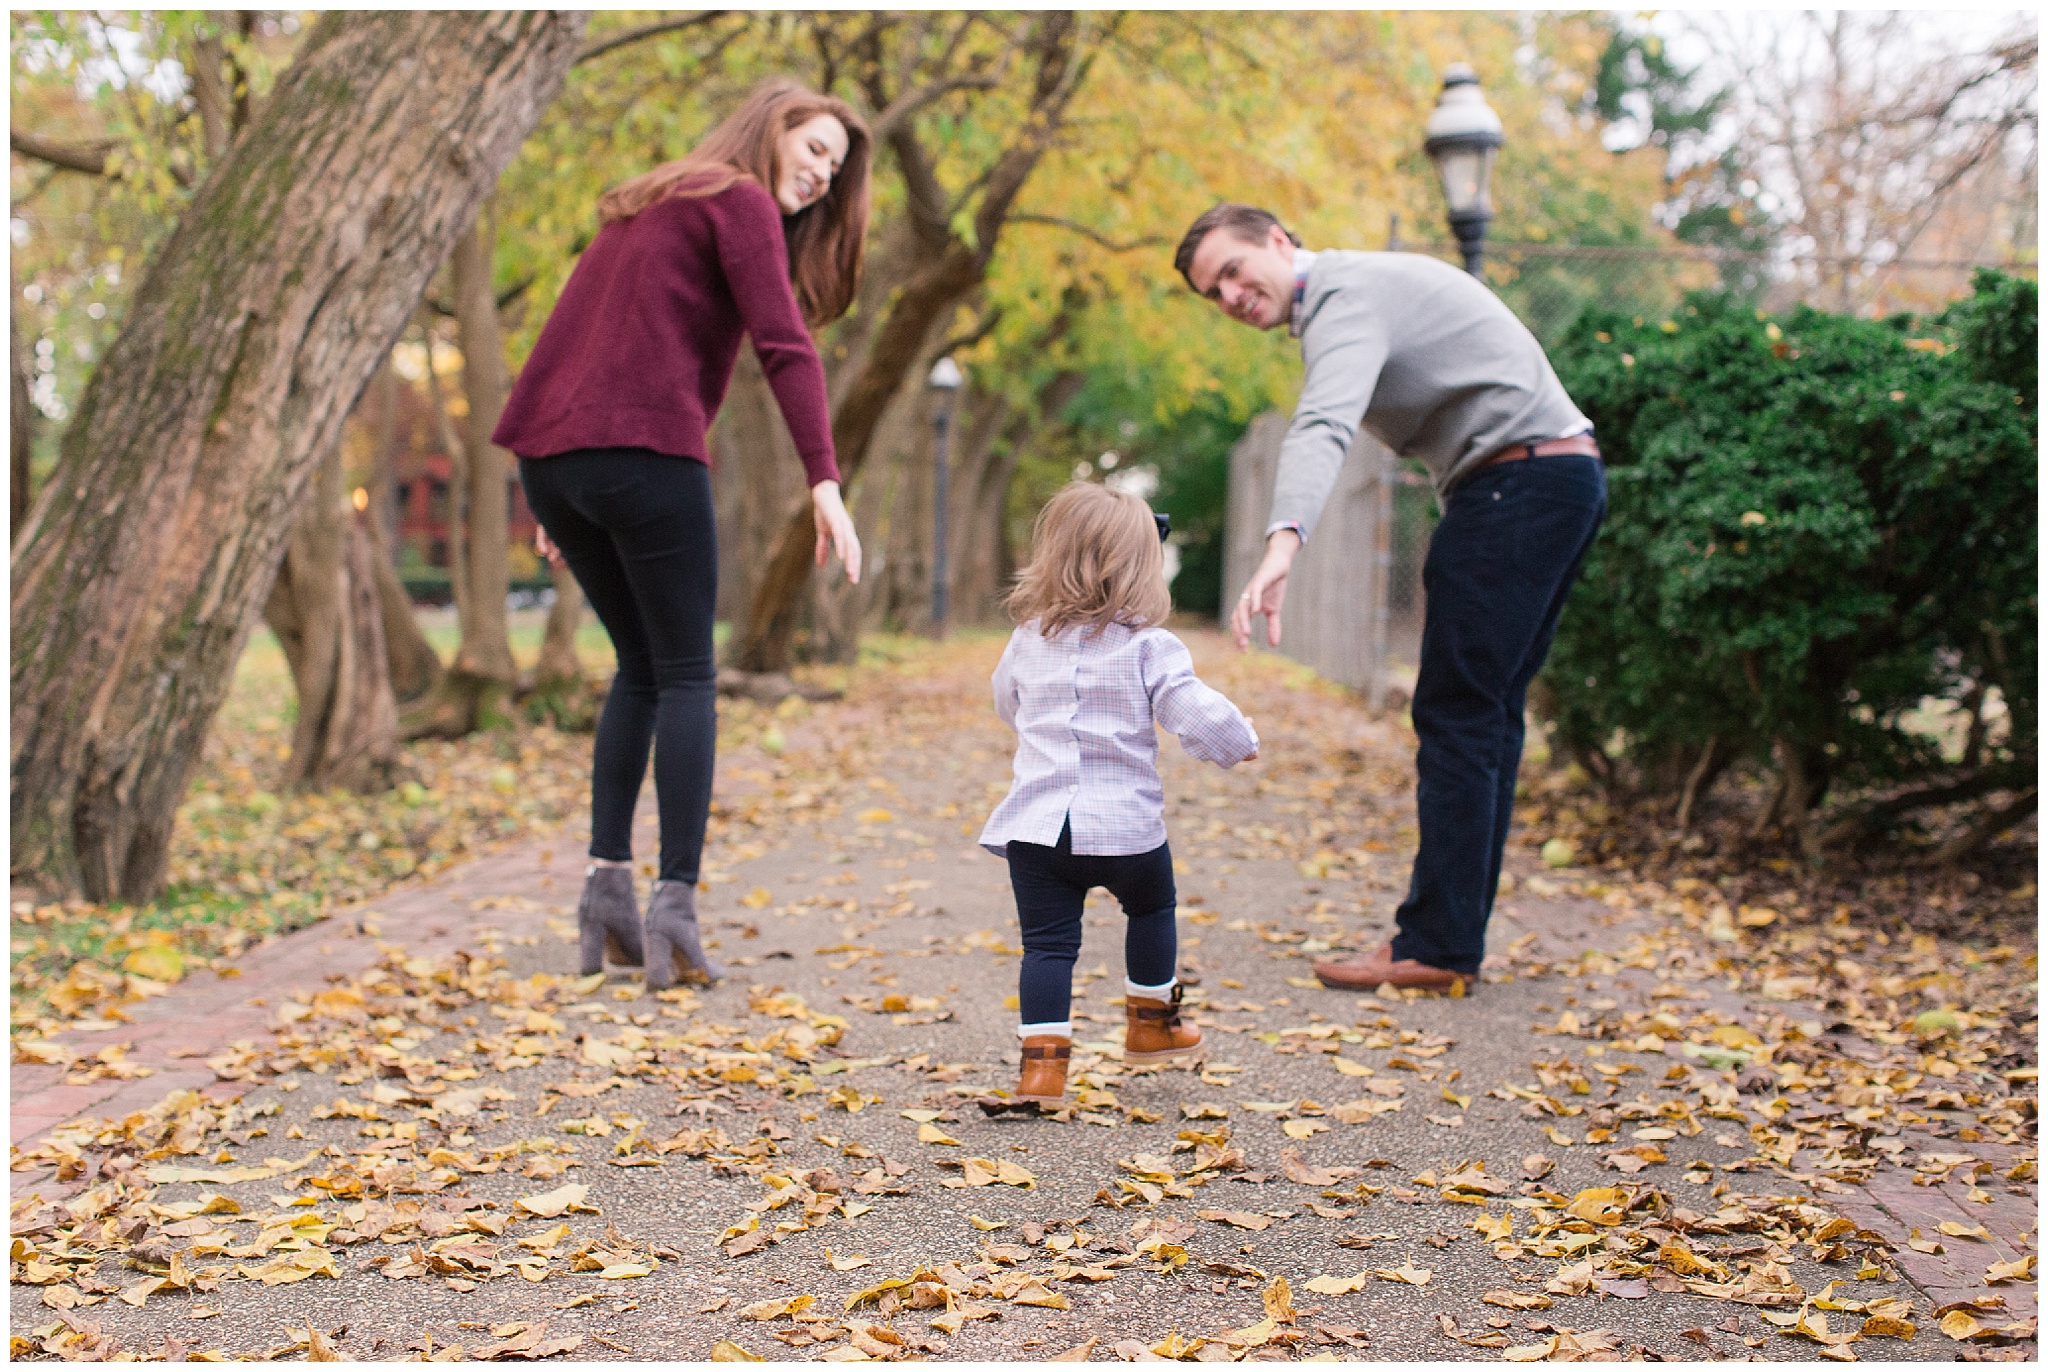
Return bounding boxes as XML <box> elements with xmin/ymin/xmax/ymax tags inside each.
<box><xmin>1461</xmin><ymin>239</ymin><xmax>2036</xmax><ymax>346</ymax></box>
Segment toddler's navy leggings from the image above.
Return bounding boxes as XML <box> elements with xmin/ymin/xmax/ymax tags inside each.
<box><xmin>1006</xmin><ymin>821</ymin><xmax>1176</xmax><ymax>1024</ymax></box>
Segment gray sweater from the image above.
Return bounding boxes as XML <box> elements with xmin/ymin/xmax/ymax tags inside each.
<box><xmin>1268</xmin><ymin>250</ymin><xmax>1590</xmax><ymax>540</ymax></box>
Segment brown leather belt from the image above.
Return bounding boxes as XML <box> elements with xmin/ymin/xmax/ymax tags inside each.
<box><xmin>1473</xmin><ymin>432</ymin><xmax>1602</xmax><ymax>473</ymax></box>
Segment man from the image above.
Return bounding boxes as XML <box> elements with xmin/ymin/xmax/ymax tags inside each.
<box><xmin>1177</xmin><ymin>203</ymin><xmax>1605</xmax><ymax>994</ymax></box>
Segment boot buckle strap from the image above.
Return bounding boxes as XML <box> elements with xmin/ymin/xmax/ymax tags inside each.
<box><xmin>1021</xmin><ymin>1043</ymin><xmax>1071</xmax><ymax>1062</ymax></box>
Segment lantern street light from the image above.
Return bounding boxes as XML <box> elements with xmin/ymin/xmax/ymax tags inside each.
<box><xmin>1423</xmin><ymin>63</ymin><xmax>1503</xmax><ymax>278</ymax></box>
<box><xmin>927</xmin><ymin>355</ymin><xmax>964</xmax><ymax>637</ymax></box>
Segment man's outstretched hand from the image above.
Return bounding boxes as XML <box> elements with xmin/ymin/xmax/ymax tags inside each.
<box><xmin>1230</xmin><ymin>529</ymin><xmax>1302</xmax><ymax>649</ymax></box>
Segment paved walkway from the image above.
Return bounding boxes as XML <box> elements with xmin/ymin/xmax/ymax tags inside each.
<box><xmin>10</xmin><ymin>843</ymin><xmax>582</xmax><ymax>1149</ymax></box>
<box><xmin>10</xmin><ymin>632</ymin><xmax>2035</xmax><ymax>1362</ymax></box>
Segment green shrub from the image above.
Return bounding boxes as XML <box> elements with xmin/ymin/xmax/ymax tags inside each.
<box><xmin>1542</xmin><ymin>272</ymin><xmax>2037</xmax><ymax>855</ymax></box>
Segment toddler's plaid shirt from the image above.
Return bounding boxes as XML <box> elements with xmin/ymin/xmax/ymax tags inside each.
<box><xmin>979</xmin><ymin>620</ymin><xmax>1259</xmax><ymax>858</ymax></box>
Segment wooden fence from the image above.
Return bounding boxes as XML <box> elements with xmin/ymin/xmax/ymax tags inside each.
<box><xmin>1221</xmin><ymin>413</ymin><xmax>1430</xmax><ymax>706</ymax></box>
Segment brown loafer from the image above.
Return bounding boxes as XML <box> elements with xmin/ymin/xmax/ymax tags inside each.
<box><xmin>1313</xmin><ymin>942</ymin><xmax>1472</xmax><ymax>994</ymax></box>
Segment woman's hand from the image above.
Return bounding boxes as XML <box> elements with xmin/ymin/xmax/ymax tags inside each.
<box><xmin>811</xmin><ymin>479</ymin><xmax>861</xmax><ymax>584</ymax></box>
<box><xmin>535</xmin><ymin>524</ymin><xmax>567</xmax><ymax>570</ymax></box>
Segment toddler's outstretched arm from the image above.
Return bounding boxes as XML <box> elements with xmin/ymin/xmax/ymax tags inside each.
<box><xmin>1144</xmin><ymin>633</ymin><xmax>1259</xmax><ymax>766</ymax></box>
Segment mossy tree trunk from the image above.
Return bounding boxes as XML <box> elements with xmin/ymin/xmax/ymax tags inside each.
<box><xmin>524</xmin><ymin>562</ymin><xmax>595</xmax><ymax>730</ymax></box>
<box><xmin>10</xmin><ymin>10</ymin><xmax>586</xmax><ymax>902</ymax></box>
<box><xmin>263</xmin><ymin>440</ymin><xmax>403</xmax><ymax>792</ymax></box>
<box><xmin>405</xmin><ymin>212</ymin><xmax>519</xmax><ymax>737</ymax></box>
<box><xmin>361</xmin><ymin>357</ymin><xmax>445</xmax><ymax>702</ymax></box>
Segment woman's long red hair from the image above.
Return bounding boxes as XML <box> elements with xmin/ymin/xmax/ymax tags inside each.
<box><xmin>598</xmin><ymin>78</ymin><xmax>871</xmax><ymax>326</ymax></box>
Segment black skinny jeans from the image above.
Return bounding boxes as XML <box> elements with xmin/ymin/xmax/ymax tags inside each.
<box><xmin>1006</xmin><ymin>821</ymin><xmax>1178</xmax><ymax>1025</ymax></box>
<box><xmin>518</xmin><ymin>448</ymin><xmax>717</xmax><ymax>884</ymax></box>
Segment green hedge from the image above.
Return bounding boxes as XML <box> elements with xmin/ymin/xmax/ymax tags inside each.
<box><xmin>1541</xmin><ymin>271</ymin><xmax>2036</xmax><ymax>854</ymax></box>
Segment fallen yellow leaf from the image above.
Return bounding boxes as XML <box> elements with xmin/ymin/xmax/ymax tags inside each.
<box><xmin>1371</xmin><ymin>1262</ymin><xmax>1432</xmax><ymax>1286</ymax></box>
<box><xmin>1482</xmin><ymin>1290</ymin><xmax>1552</xmax><ymax>1310</ymax></box>
<box><xmin>1939</xmin><ymin>1311</ymin><xmax>1984</xmax><ymax>1341</ymax></box>
<box><xmin>516</xmin><ymin>1183</ymin><xmax>592</xmax><ymax>1218</ymax></box>
<box><xmin>709</xmin><ymin>1340</ymin><xmax>765</xmax><ymax>1361</ymax></box>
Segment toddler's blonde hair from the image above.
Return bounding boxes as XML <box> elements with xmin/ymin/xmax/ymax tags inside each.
<box><xmin>1006</xmin><ymin>481</ymin><xmax>1171</xmax><ymax>637</ymax></box>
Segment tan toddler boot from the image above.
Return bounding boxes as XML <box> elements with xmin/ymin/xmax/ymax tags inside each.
<box><xmin>1123</xmin><ymin>984</ymin><xmax>1203</xmax><ymax>1064</ymax></box>
<box><xmin>1015</xmin><ymin>1036</ymin><xmax>1071</xmax><ymax>1105</ymax></box>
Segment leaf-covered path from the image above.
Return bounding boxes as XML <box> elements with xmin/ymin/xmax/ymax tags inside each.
<box><xmin>11</xmin><ymin>631</ymin><xmax>2036</xmax><ymax>1361</ymax></box>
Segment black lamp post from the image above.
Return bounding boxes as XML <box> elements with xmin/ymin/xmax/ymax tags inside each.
<box><xmin>927</xmin><ymin>355</ymin><xmax>963</xmax><ymax>637</ymax></box>
<box><xmin>1423</xmin><ymin>63</ymin><xmax>1503</xmax><ymax>278</ymax></box>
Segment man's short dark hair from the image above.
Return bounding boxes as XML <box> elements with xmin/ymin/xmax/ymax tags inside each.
<box><xmin>1173</xmin><ymin>204</ymin><xmax>1303</xmax><ymax>289</ymax></box>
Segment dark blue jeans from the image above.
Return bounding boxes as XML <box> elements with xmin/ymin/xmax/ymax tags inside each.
<box><xmin>1007</xmin><ymin>821</ymin><xmax>1178</xmax><ymax>1025</ymax></box>
<box><xmin>1391</xmin><ymin>452</ymin><xmax>1606</xmax><ymax>976</ymax></box>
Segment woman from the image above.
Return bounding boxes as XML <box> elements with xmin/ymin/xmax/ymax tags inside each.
<box><xmin>495</xmin><ymin>78</ymin><xmax>870</xmax><ymax>989</ymax></box>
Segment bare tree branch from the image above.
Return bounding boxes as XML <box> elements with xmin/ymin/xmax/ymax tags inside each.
<box><xmin>575</xmin><ymin>12</ymin><xmax>728</xmax><ymax>66</ymax></box>
<box><xmin>10</xmin><ymin>128</ymin><xmax>117</xmax><ymax>177</ymax></box>
<box><xmin>932</xmin><ymin>301</ymin><xmax>1006</xmax><ymax>360</ymax></box>
<box><xmin>888</xmin><ymin>123</ymin><xmax>952</xmax><ymax>253</ymax></box>
<box><xmin>872</xmin><ymin>72</ymin><xmax>1003</xmax><ymax>144</ymax></box>
<box><xmin>1010</xmin><ymin>213</ymin><xmax>1165</xmax><ymax>254</ymax></box>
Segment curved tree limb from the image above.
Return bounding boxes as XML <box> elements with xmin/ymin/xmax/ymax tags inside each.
<box><xmin>1818</xmin><ymin>760</ymin><xmax>2035</xmax><ymax>848</ymax></box>
<box><xmin>932</xmin><ymin>301</ymin><xmax>1005</xmax><ymax>361</ymax></box>
<box><xmin>10</xmin><ymin>128</ymin><xmax>117</xmax><ymax>177</ymax></box>
<box><xmin>575</xmin><ymin>12</ymin><xmax>728</xmax><ymax>66</ymax></box>
<box><xmin>871</xmin><ymin>72</ymin><xmax>1003</xmax><ymax>143</ymax></box>
<box><xmin>1674</xmin><ymin>735</ymin><xmax>1721</xmax><ymax>833</ymax></box>
<box><xmin>1922</xmin><ymin>788</ymin><xmax>2036</xmax><ymax>865</ymax></box>
<box><xmin>1011</xmin><ymin>213</ymin><xmax>1166</xmax><ymax>254</ymax></box>
<box><xmin>728</xmin><ymin>12</ymin><xmax>1112</xmax><ymax>675</ymax></box>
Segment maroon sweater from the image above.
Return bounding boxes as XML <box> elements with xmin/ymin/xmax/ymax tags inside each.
<box><xmin>494</xmin><ymin>179</ymin><xmax>839</xmax><ymax>486</ymax></box>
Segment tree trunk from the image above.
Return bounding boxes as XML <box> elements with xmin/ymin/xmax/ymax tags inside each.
<box><xmin>417</xmin><ymin>310</ymin><xmax>473</xmax><ymax>629</ymax></box>
<box><xmin>374</xmin><ymin>545</ymin><xmax>444</xmax><ymax>703</ymax></box>
<box><xmin>10</xmin><ymin>11</ymin><xmax>585</xmax><ymax>903</ymax></box>
<box><xmin>953</xmin><ymin>368</ymin><xmax>1085</xmax><ymax>625</ymax></box>
<box><xmin>951</xmin><ymin>392</ymin><xmax>1026</xmax><ymax>627</ymax></box>
<box><xmin>451</xmin><ymin>209</ymin><xmax>516</xmax><ymax>689</ymax></box>
<box><xmin>711</xmin><ymin>345</ymin><xmax>811</xmax><ymax>642</ymax></box>
<box><xmin>1673</xmin><ymin>736</ymin><xmax>1725</xmax><ymax>833</ymax></box>
<box><xmin>360</xmin><ymin>356</ymin><xmax>443</xmax><ymax>703</ymax></box>
<box><xmin>1771</xmin><ymin>736</ymin><xmax>1825</xmax><ymax>864</ymax></box>
<box><xmin>523</xmin><ymin>562</ymin><xmax>595</xmax><ymax>730</ymax></box>
<box><xmin>263</xmin><ymin>442</ymin><xmax>402</xmax><ymax>793</ymax></box>
<box><xmin>364</xmin><ymin>359</ymin><xmax>402</xmax><ymax>556</ymax></box>
<box><xmin>728</xmin><ymin>245</ymin><xmax>982</xmax><ymax>674</ymax></box>
<box><xmin>405</xmin><ymin>214</ymin><xmax>519</xmax><ymax>737</ymax></box>
<box><xmin>188</xmin><ymin>21</ymin><xmax>234</xmax><ymax>160</ymax></box>
<box><xmin>727</xmin><ymin>12</ymin><xmax>1091</xmax><ymax>674</ymax></box>
<box><xmin>11</xmin><ymin>279</ymin><xmax>32</xmax><ymax>540</ymax></box>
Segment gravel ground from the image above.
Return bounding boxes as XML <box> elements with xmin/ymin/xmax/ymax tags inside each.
<box><xmin>10</xmin><ymin>633</ymin><xmax>1959</xmax><ymax>1362</ymax></box>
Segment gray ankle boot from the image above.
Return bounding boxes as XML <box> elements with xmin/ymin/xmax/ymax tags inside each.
<box><xmin>577</xmin><ymin>864</ymin><xmax>645</xmax><ymax>975</ymax></box>
<box><xmin>644</xmin><ymin>880</ymin><xmax>722</xmax><ymax>989</ymax></box>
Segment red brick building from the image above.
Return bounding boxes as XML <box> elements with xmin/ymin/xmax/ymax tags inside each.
<box><xmin>390</xmin><ymin>450</ymin><xmax>538</xmax><ymax>570</ymax></box>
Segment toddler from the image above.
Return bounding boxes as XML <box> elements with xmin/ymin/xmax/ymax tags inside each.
<box><xmin>980</xmin><ymin>482</ymin><xmax>1259</xmax><ymax>1105</ymax></box>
